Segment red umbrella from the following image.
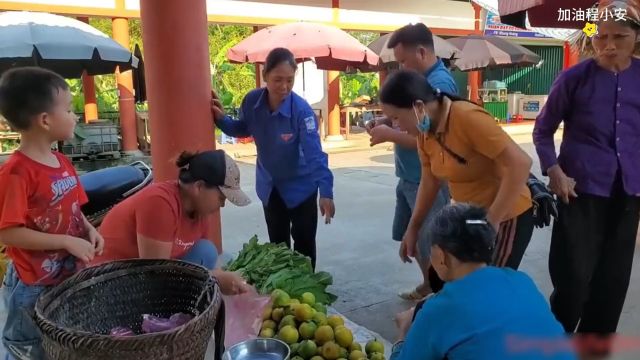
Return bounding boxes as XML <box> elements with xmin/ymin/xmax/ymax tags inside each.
<box><xmin>226</xmin><ymin>22</ymin><xmax>379</xmax><ymax>72</ymax></box>
<box><xmin>498</xmin><ymin>0</ymin><xmax>598</xmax><ymax>29</ymax></box>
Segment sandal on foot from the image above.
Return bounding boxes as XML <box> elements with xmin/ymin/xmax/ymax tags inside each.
<box><xmin>398</xmin><ymin>287</ymin><xmax>431</xmax><ymax>301</ymax></box>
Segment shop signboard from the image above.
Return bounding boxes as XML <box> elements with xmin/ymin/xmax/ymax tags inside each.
<box><xmin>484</xmin><ymin>11</ymin><xmax>551</xmax><ymax>38</ymax></box>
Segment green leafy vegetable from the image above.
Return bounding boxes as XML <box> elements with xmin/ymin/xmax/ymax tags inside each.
<box><xmin>225</xmin><ymin>236</ymin><xmax>337</xmax><ymax>305</ymax></box>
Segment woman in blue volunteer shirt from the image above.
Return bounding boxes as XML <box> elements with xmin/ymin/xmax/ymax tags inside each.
<box><xmin>212</xmin><ymin>47</ymin><xmax>335</xmax><ymax>268</ymax></box>
<box><xmin>390</xmin><ymin>203</ymin><xmax>577</xmax><ymax>360</ymax></box>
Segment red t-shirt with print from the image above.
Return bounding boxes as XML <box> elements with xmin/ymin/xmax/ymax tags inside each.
<box><xmin>94</xmin><ymin>181</ymin><xmax>211</xmax><ymax>265</ymax></box>
<box><xmin>0</xmin><ymin>151</ymin><xmax>89</xmax><ymax>286</ymax></box>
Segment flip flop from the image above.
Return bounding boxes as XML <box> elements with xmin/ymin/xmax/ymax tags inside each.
<box><xmin>398</xmin><ymin>287</ymin><xmax>431</xmax><ymax>301</ymax></box>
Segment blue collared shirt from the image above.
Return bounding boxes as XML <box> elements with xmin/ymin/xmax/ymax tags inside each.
<box><xmin>533</xmin><ymin>58</ymin><xmax>640</xmax><ymax>196</ymax></box>
<box><xmin>216</xmin><ymin>88</ymin><xmax>334</xmax><ymax>208</ymax></box>
<box><xmin>395</xmin><ymin>58</ymin><xmax>459</xmax><ymax>184</ymax></box>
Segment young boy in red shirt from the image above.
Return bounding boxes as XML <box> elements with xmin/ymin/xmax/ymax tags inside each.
<box><xmin>0</xmin><ymin>67</ymin><xmax>103</xmax><ymax>359</ymax></box>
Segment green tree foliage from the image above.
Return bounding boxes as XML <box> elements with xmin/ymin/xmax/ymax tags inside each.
<box><xmin>340</xmin><ymin>31</ymin><xmax>380</xmax><ymax>105</ymax></box>
<box><xmin>208</xmin><ymin>25</ymin><xmax>256</xmax><ymax>108</ymax></box>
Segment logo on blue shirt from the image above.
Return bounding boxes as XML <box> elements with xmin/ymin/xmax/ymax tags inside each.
<box><xmin>304</xmin><ymin>116</ymin><xmax>316</xmax><ymax>132</ymax></box>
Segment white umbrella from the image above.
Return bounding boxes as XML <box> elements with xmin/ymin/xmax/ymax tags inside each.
<box><xmin>0</xmin><ymin>11</ymin><xmax>137</xmax><ymax>78</ymax></box>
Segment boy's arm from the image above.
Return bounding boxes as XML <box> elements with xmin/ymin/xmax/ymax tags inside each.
<box><xmin>82</xmin><ymin>213</ymin><xmax>104</xmax><ymax>255</ymax></box>
<box><xmin>0</xmin><ymin>226</ymin><xmax>73</xmax><ymax>251</ymax></box>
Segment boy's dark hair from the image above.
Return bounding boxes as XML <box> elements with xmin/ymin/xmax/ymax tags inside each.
<box><xmin>0</xmin><ymin>67</ymin><xmax>69</xmax><ymax>131</ymax></box>
<box><xmin>264</xmin><ymin>47</ymin><xmax>298</xmax><ymax>74</ymax></box>
<box><xmin>387</xmin><ymin>23</ymin><xmax>435</xmax><ymax>51</ymax></box>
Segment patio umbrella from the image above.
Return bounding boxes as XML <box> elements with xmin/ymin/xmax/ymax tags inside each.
<box><xmin>0</xmin><ymin>11</ymin><xmax>138</xmax><ymax>78</ymax></box>
<box><xmin>132</xmin><ymin>43</ymin><xmax>147</xmax><ymax>103</ymax></box>
<box><xmin>447</xmin><ymin>35</ymin><xmax>541</xmax><ymax>71</ymax></box>
<box><xmin>367</xmin><ymin>32</ymin><xmax>460</xmax><ymax>65</ymax></box>
<box><xmin>227</xmin><ymin>22</ymin><xmax>379</xmax><ymax>72</ymax></box>
<box><xmin>496</xmin><ymin>0</ymin><xmax>598</xmax><ymax>29</ymax></box>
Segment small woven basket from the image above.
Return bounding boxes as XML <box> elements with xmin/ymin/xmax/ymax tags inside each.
<box><xmin>34</xmin><ymin>259</ymin><xmax>225</xmax><ymax>360</ymax></box>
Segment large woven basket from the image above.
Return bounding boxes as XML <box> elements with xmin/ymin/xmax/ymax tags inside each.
<box><xmin>34</xmin><ymin>259</ymin><xmax>225</xmax><ymax>360</ymax></box>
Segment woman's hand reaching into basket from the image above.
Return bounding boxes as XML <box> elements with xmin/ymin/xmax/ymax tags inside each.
<box><xmin>212</xmin><ymin>270</ymin><xmax>252</xmax><ymax>296</ymax></box>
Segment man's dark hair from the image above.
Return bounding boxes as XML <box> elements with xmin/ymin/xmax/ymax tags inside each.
<box><xmin>387</xmin><ymin>23</ymin><xmax>435</xmax><ymax>51</ymax></box>
<box><xmin>0</xmin><ymin>67</ymin><xmax>69</xmax><ymax>131</ymax></box>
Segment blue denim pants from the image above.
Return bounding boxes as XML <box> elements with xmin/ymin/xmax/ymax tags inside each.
<box><xmin>179</xmin><ymin>239</ymin><xmax>219</xmax><ymax>270</ymax></box>
<box><xmin>2</xmin><ymin>263</ymin><xmax>47</xmax><ymax>360</ymax></box>
<box><xmin>392</xmin><ymin>179</ymin><xmax>450</xmax><ymax>261</ymax></box>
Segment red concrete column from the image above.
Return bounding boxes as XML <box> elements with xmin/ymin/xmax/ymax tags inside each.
<box><xmin>77</xmin><ymin>17</ymin><xmax>98</xmax><ymax>123</ymax></box>
<box><xmin>468</xmin><ymin>2</ymin><xmax>483</xmax><ymax>102</ymax></box>
<box><xmin>81</xmin><ymin>72</ymin><xmax>99</xmax><ymax>123</ymax></box>
<box><xmin>253</xmin><ymin>26</ymin><xmax>262</xmax><ymax>88</ymax></box>
<box><xmin>327</xmin><ymin>70</ymin><xmax>342</xmax><ymax>140</ymax></box>
<box><xmin>139</xmin><ymin>0</ymin><xmax>221</xmax><ymax>250</ymax></box>
<box><xmin>563</xmin><ymin>41</ymin><xmax>580</xmax><ymax>69</ymax></box>
<box><xmin>112</xmin><ymin>17</ymin><xmax>139</xmax><ymax>153</ymax></box>
<box><xmin>325</xmin><ymin>0</ymin><xmax>343</xmax><ymax>141</ymax></box>
<box><xmin>379</xmin><ymin>32</ymin><xmax>389</xmax><ymax>87</ymax></box>
<box><xmin>379</xmin><ymin>69</ymin><xmax>388</xmax><ymax>87</ymax></box>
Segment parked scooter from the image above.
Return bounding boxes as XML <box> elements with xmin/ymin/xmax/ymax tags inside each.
<box><xmin>79</xmin><ymin>161</ymin><xmax>153</xmax><ymax>227</ymax></box>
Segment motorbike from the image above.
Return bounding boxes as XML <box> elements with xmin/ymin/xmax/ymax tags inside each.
<box><xmin>79</xmin><ymin>161</ymin><xmax>153</xmax><ymax>227</ymax></box>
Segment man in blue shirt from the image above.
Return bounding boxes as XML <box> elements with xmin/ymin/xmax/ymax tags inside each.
<box><xmin>367</xmin><ymin>23</ymin><xmax>456</xmax><ymax>300</ymax></box>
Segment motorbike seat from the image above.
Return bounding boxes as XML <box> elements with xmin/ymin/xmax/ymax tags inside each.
<box><xmin>80</xmin><ymin>165</ymin><xmax>146</xmax><ymax>216</ymax></box>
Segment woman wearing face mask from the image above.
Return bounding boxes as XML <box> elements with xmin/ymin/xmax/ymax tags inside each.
<box><xmin>380</xmin><ymin>69</ymin><xmax>534</xmax><ymax>274</ymax></box>
<box><xmin>211</xmin><ymin>47</ymin><xmax>335</xmax><ymax>269</ymax></box>
<box><xmin>533</xmin><ymin>0</ymin><xmax>640</xmax><ymax>342</ymax></box>
<box><xmin>93</xmin><ymin>150</ymin><xmax>253</xmax><ymax>295</ymax></box>
<box><xmin>390</xmin><ymin>203</ymin><xmax>576</xmax><ymax>360</ymax></box>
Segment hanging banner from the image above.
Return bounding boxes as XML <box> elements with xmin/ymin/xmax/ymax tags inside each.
<box><xmin>484</xmin><ymin>11</ymin><xmax>550</xmax><ymax>38</ymax></box>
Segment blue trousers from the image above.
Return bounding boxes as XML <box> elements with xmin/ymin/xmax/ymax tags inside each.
<box><xmin>2</xmin><ymin>263</ymin><xmax>47</xmax><ymax>360</ymax></box>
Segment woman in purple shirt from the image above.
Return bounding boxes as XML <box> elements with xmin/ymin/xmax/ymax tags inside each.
<box><xmin>532</xmin><ymin>0</ymin><xmax>640</xmax><ymax>352</ymax></box>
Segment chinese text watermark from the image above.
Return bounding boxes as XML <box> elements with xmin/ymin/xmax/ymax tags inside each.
<box><xmin>557</xmin><ymin>7</ymin><xmax>627</xmax><ymax>22</ymax></box>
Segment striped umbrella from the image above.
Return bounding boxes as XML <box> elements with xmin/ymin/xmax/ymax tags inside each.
<box><xmin>447</xmin><ymin>35</ymin><xmax>541</xmax><ymax>71</ymax></box>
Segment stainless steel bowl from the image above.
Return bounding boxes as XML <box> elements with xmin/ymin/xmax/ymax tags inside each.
<box><xmin>222</xmin><ymin>338</ymin><xmax>290</xmax><ymax>360</ymax></box>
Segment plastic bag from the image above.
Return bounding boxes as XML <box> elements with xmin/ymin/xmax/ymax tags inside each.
<box><xmin>223</xmin><ymin>288</ymin><xmax>272</xmax><ymax>348</ymax></box>
<box><xmin>141</xmin><ymin>313</ymin><xmax>194</xmax><ymax>334</ymax></box>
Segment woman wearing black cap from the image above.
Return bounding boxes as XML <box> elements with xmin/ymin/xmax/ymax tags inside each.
<box><xmin>93</xmin><ymin>149</ymin><xmax>252</xmax><ymax>295</ymax></box>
